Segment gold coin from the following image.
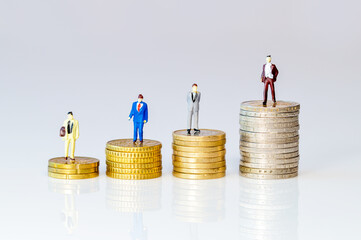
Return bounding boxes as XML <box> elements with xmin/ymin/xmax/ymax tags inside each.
<box><xmin>173</xmin><ymin>149</ymin><xmax>226</xmax><ymax>158</ymax></box>
<box><xmin>174</xmin><ymin>166</ymin><xmax>226</xmax><ymax>174</ymax></box>
<box><xmin>48</xmin><ymin>157</ymin><xmax>99</xmax><ymax>169</ymax></box>
<box><xmin>173</xmin><ymin>139</ymin><xmax>226</xmax><ymax>147</ymax></box>
<box><xmin>172</xmin><ymin>144</ymin><xmax>225</xmax><ymax>153</ymax></box>
<box><xmin>107</xmin><ymin>166</ymin><xmax>162</xmax><ymax>174</ymax></box>
<box><xmin>173</xmin><ymin>171</ymin><xmax>225</xmax><ymax>180</ymax></box>
<box><xmin>48</xmin><ymin>172</ymin><xmax>99</xmax><ymax>179</ymax></box>
<box><xmin>240</xmin><ymin>141</ymin><xmax>299</xmax><ymax>149</ymax></box>
<box><xmin>240</xmin><ymin>166</ymin><xmax>298</xmax><ymax>174</ymax></box>
<box><xmin>240</xmin><ymin>172</ymin><xmax>298</xmax><ymax>179</ymax></box>
<box><xmin>48</xmin><ymin>167</ymin><xmax>98</xmax><ymax>174</ymax></box>
<box><xmin>106</xmin><ymin>155</ymin><xmax>162</xmax><ymax>163</ymax></box>
<box><xmin>240</xmin><ymin>100</ymin><xmax>300</xmax><ymax>113</ymax></box>
<box><xmin>240</xmin><ymin>161</ymin><xmax>298</xmax><ymax>169</ymax></box>
<box><xmin>241</xmin><ymin>151</ymin><xmax>299</xmax><ymax>159</ymax></box>
<box><xmin>240</xmin><ymin>135</ymin><xmax>299</xmax><ymax>144</ymax></box>
<box><xmin>240</xmin><ymin>146</ymin><xmax>299</xmax><ymax>154</ymax></box>
<box><xmin>106</xmin><ymin>149</ymin><xmax>161</xmax><ymax>158</ymax></box>
<box><xmin>106</xmin><ymin>139</ymin><xmax>162</xmax><ymax>152</ymax></box>
<box><xmin>106</xmin><ymin>171</ymin><xmax>162</xmax><ymax>180</ymax></box>
<box><xmin>173</xmin><ymin>161</ymin><xmax>225</xmax><ymax>169</ymax></box>
<box><xmin>173</xmin><ymin>129</ymin><xmax>226</xmax><ymax>142</ymax></box>
<box><xmin>106</xmin><ymin>160</ymin><xmax>162</xmax><ymax>169</ymax></box>
<box><xmin>172</xmin><ymin>155</ymin><xmax>225</xmax><ymax>163</ymax></box>
<box><xmin>241</xmin><ymin>155</ymin><xmax>300</xmax><ymax>164</ymax></box>
<box><xmin>240</xmin><ymin>115</ymin><xmax>299</xmax><ymax>123</ymax></box>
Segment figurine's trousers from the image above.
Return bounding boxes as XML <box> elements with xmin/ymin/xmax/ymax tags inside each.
<box><xmin>187</xmin><ymin>110</ymin><xmax>199</xmax><ymax>130</ymax></box>
<box><xmin>263</xmin><ymin>78</ymin><xmax>276</xmax><ymax>103</ymax></box>
<box><xmin>133</xmin><ymin>122</ymin><xmax>144</xmax><ymax>142</ymax></box>
<box><xmin>65</xmin><ymin>138</ymin><xmax>76</xmax><ymax>159</ymax></box>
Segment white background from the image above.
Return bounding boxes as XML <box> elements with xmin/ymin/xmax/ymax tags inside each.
<box><xmin>1</xmin><ymin>0</ymin><xmax>360</xmax><ymax>239</ymax></box>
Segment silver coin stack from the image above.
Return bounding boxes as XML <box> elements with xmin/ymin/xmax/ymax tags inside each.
<box><xmin>239</xmin><ymin>100</ymin><xmax>300</xmax><ymax>179</ymax></box>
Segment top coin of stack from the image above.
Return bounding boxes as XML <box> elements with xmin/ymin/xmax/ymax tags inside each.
<box><xmin>172</xmin><ymin>129</ymin><xmax>226</xmax><ymax>180</ymax></box>
<box><xmin>48</xmin><ymin>157</ymin><xmax>100</xmax><ymax>179</ymax></box>
<box><xmin>239</xmin><ymin>100</ymin><xmax>300</xmax><ymax>179</ymax></box>
<box><xmin>106</xmin><ymin>139</ymin><xmax>162</xmax><ymax>180</ymax></box>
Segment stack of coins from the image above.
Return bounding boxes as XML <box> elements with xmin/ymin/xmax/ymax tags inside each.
<box><xmin>106</xmin><ymin>139</ymin><xmax>162</xmax><ymax>180</ymax></box>
<box><xmin>48</xmin><ymin>157</ymin><xmax>100</xmax><ymax>179</ymax></box>
<box><xmin>239</xmin><ymin>100</ymin><xmax>300</xmax><ymax>179</ymax></box>
<box><xmin>172</xmin><ymin>129</ymin><xmax>226</xmax><ymax>180</ymax></box>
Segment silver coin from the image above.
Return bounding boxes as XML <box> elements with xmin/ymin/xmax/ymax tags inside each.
<box><xmin>240</xmin><ymin>121</ymin><xmax>299</xmax><ymax>129</ymax></box>
<box><xmin>240</xmin><ymin>141</ymin><xmax>298</xmax><ymax>149</ymax></box>
<box><xmin>240</xmin><ymin>110</ymin><xmax>299</xmax><ymax>118</ymax></box>
<box><xmin>241</xmin><ymin>155</ymin><xmax>300</xmax><ymax>164</ymax></box>
<box><xmin>240</xmin><ymin>172</ymin><xmax>298</xmax><ymax>180</ymax></box>
<box><xmin>240</xmin><ymin>115</ymin><xmax>299</xmax><ymax>123</ymax></box>
<box><xmin>240</xmin><ymin>161</ymin><xmax>299</xmax><ymax>169</ymax></box>
<box><xmin>240</xmin><ymin>125</ymin><xmax>300</xmax><ymax>133</ymax></box>
<box><xmin>241</xmin><ymin>151</ymin><xmax>299</xmax><ymax>159</ymax></box>
<box><xmin>240</xmin><ymin>130</ymin><xmax>299</xmax><ymax>139</ymax></box>
<box><xmin>240</xmin><ymin>166</ymin><xmax>298</xmax><ymax>174</ymax></box>
<box><xmin>240</xmin><ymin>135</ymin><xmax>299</xmax><ymax>144</ymax></box>
<box><xmin>240</xmin><ymin>100</ymin><xmax>300</xmax><ymax>113</ymax></box>
<box><xmin>240</xmin><ymin>146</ymin><xmax>299</xmax><ymax>154</ymax></box>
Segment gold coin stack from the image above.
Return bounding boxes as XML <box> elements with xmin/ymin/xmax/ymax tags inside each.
<box><xmin>105</xmin><ymin>139</ymin><xmax>162</xmax><ymax>180</ymax></box>
<box><xmin>240</xmin><ymin>100</ymin><xmax>300</xmax><ymax>179</ymax></box>
<box><xmin>48</xmin><ymin>157</ymin><xmax>100</xmax><ymax>179</ymax></box>
<box><xmin>172</xmin><ymin>129</ymin><xmax>226</xmax><ymax>180</ymax></box>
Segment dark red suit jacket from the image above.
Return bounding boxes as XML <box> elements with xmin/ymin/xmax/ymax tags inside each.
<box><xmin>261</xmin><ymin>64</ymin><xmax>279</xmax><ymax>82</ymax></box>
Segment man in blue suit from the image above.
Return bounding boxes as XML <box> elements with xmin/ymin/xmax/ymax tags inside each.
<box><xmin>128</xmin><ymin>94</ymin><xmax>148</xmax><ymax>143</ymax></box>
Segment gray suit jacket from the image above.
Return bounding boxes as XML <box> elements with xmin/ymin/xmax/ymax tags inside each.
<box><xmin>187</xmin><ymin>91</ymin><xmax>201</xmax><ymax>111</ymax></box>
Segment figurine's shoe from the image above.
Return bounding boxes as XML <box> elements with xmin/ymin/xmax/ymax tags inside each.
<box><xmin>262</xmin><ymin>102</ymin><xmax>267</xmax><ymax>107</ymax></box>
<box><xmin>65</xmin><ymin>157</ymin><xmax>68</xmax><ymax>160</ymax></box>
<box><xmin>187</xmin><ymin>129</ymin><xmax>191</xmax><ymax>135</ymax></box>
<box><xmin>133</xmin><ymin>141</ymin><xmax>136</xmax><ymax>145</ymax></box>
<box><xmin>194</xmin><ymin>129</ymin><xmax>200</xmax><ymax>132</ymax></box>
<box><xmin>272</xmin><ymin>102</ymin><xmax>277</xmax><ymax>107</ymax></box>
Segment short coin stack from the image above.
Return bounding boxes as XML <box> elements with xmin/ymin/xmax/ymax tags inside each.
<box><xmin>106</xmin><ymin>139</ymin><xmax>162</xmax><ymax>180</ymax></box>
<box><xmin>239</xmin><ymin>100</ymin><xmax>300</xmax><ymax>179</ymax></box>
<box><xmin>48</xmin><ymin>157</ymin><xmax>100</xmax><ymax>179</ymax></box>
<box><xmin>172</xmin><ymin>129</ymin><xmax>226</xmax><ymax>180</ymax></box>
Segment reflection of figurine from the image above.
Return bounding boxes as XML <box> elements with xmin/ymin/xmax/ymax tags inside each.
<box><xmin>187</xmin><ymin>84</ymin><xmax>201</xmax><ymax>135</ymax></box>
<box><xmin>60</xmin><ymin>112</ymin><xmax>79</xmax><ymax>161</ymax></box>
<box><xmin>261</xmin><ymin>55</ymin><xmax>279</xmax><ymax>106</ymax></box>
<box><xmin>128</xmin><ymin>94</ymin><xmax>148</xmax><ymax>143</ymax></box>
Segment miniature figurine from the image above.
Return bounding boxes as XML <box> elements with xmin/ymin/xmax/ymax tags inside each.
<box><xmin>187</xmin><ymin>83</ymin><xmax>201</xmax><ymax>134</ymax></box>
<box><xmin>60</xmin><ymin>112</ymin><xmax>79</xmax><ymax>161</ymax></box>
<box><xmin>129</xmin><ymin>94</ymin><xmax>148</xmax><ymax>143</ymax></box>
<box><xmin>261</xmin><ymin>55</ymin><xmax>279</xmax><ymax>106</ymax></box>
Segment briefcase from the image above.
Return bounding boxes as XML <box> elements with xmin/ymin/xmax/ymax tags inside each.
<box><xmin>60</xmin><ymin>126</ymin><xmax>66</xmax><ymax>137</ymax></box>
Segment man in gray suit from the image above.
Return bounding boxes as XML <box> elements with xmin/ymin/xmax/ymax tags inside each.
<box><xmin>187</xmin><ymin>83</ymin><xmax>201</xmax><ymax>135</ymax></box>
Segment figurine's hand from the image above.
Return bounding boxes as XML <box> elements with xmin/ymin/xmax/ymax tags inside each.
<box><xmin>144</xmin><ymin>120</ymin><xmax>147</xmax><ymax>124</ymax></box>
<box><xmin>128</xmin><ymin>117</ymin><xmax>131</xmax><ymax>121</ymax></box>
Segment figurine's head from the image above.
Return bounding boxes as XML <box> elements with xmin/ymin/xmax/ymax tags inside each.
<box><xmin>138</xmin><ymin>94</ymin><xmax>144</xmax><ymax>102</ymax></box>
<box><xmin>192</xmin><ymin>83</ymin><xmax>198</xmax><ymax>92</ymax></box>
<box><xmin>266</xmin><ymin>55</ymin><xmax>272</xmax><ymax>63</ymax></box>
<box><xmin>67</xmin><ymin>112</ymin><xmax>73</xmax><ymax>119</ymax></box>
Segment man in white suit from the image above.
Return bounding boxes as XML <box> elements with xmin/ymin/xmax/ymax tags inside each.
<box><xmin>187</xmin><ymin>83</ymin><xmax>201</xmax><ymax>135</ymax></box>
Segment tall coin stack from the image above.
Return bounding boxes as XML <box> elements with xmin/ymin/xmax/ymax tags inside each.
<box><xmin>172</xmin><ymin>129</ymin><xmax>226</xmax><ymax>180</ymax></box>
<box><xmin>106</xmin><ymin>139</ymin><xmax>162</xmax><ymax>180</ymax></box>
<box><xmin>239</xmin><ymin>100</ymin><xmax>300</xmax><ymax>179</ymax></box>
<box><xmin>48</xmin><ymin>157</ymin><xmax>100</xmax><ymax>179</ymax></box>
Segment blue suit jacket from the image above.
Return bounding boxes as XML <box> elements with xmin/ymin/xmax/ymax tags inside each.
<box><xmin>129</xmin><ymin>101</ymin><xmax>148</xmax><ymax>123</ymax></box>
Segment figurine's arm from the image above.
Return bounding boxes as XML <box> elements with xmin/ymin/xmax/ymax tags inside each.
<box><xmin>128</xmin><ymin>103</ymin><xmax>134</xmax><ymax>120</ymax></box>
<box><xmin>75</xmin><ymin>120</ymin><xmax>79</xmax><ymax>139</ymax></box>
<box><xmin>273</xmin><ymin>65</ymin><xmax>279</xmax><ymax>82</ymax></box>
<box><xmin>198</xmin><ymin>92</ymin><xmax>201</xmax><ymax>102</ymax></box>
<box><xmin>261</xmin><ymin>65</ymin><xmax>265</xmax><ymax>82</ymax></box>
<box><xmin>144</xmin><ymin>104</ymin><xmax>148</xmax><ymax>123</ymax></box>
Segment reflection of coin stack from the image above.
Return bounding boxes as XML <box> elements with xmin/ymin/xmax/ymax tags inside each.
<box><xmin>48</xmin><ymin>178</ymin><xmax>99</xmax><ymax>234</ymax></box>
<box><xmin>239</xmin><ymin>178</ymin><xmax>299</xmax><ymax>240</ymax></box>
<box><xmin>106</xmin><ymin>178</ymin><xmax>162</xmax><ymax>240</ymax></box>
<box><xmin>172</xmin><ymin>129</ymin><xmax>226</xmax><ymax>180</ymax></box>
<box><xmin>172</xmin><ymin>178</ymin><xmax>225</xmax><ymax>223</ymax></box>
<box><xmin>48</xmin><ymin>157</ymin><xmax>99</xmax><ymax>179</ymax></box>
<box><xmin>105</xmin><ymin>139</ymin><xmax>162</xmax><ymax>180</ymax></box>
<box><xmin>239</xmin><ymin>101</ymin><xmax>300</xmax><ymax>179</ymax></box>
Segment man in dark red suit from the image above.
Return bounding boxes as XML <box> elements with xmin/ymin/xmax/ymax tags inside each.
<box><xmin>261</xmin><ymin>55</ymin><xmax>279</xmax><ymax>106</ymax></box>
